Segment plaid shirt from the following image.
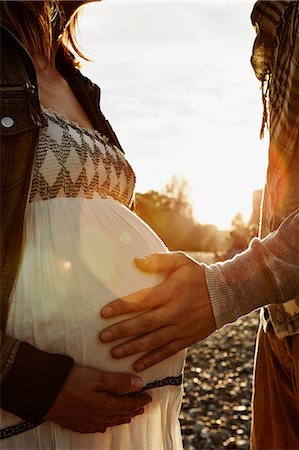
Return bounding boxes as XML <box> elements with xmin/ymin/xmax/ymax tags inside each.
<box><xmin>251</xmin><ymin>1</ymin><xmax>299</xmax><ymax>337</ymax></box>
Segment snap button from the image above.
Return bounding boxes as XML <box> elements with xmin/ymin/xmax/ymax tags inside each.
<box><xmin>1</xmin><ymin>116</ymin><xmax>14</xmax><ymax>128</ymax></box>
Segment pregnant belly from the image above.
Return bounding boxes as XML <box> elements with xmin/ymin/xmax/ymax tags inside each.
<box><xmin>7</xmin><ymin>197</ymin><xmax>185</xmax><ymax>384</ymax></box>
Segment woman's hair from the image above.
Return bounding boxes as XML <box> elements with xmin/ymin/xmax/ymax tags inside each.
<box><xmin>0</xmin><ymin>1</ymin><xmax>87</xmax><ymax>67</ymax></box>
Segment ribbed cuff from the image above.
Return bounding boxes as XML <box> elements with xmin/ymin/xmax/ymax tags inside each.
<box><xmin>204</xmin><ymin>239</ymin><xmax>278</xmax><ymax>329</ymax></box>
<box><xmin>1</xmin><ymin>342</ymin><xmax>74</xmax><ymax>422</ymax></box>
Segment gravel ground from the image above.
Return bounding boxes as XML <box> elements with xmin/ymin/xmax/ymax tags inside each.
<box><xmin>179</xmin><ymin>311</ymin><xmax>260</xmax><ymax>450</ymax></box>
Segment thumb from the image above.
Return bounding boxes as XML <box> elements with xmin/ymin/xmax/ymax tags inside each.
<box><xmin>99</xmin><ymin>371</ymin><xmax>144</xmax><ymax>394</ymax></box>
<box><xmin>135</xmin><ymin>251</ymin><xmax>188</xmax><ymax>273</ymax></box>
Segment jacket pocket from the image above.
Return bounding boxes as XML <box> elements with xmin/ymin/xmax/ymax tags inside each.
<box><xmin>0</xmin><ymin>84</ymin><xmax>44</xmax><ymax>136</ymax></box>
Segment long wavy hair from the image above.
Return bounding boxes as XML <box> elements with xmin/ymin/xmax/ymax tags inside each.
<box><xmin>0</xmin><ymin>1</ymin><xmax>87</xmax><ymax>67</ymax></box>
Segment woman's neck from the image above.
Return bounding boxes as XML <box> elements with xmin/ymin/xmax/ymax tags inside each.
<box><xmin>33</xmin><ymin>55</ymin><xmax>94</xmax><ymax>131</ymax></box>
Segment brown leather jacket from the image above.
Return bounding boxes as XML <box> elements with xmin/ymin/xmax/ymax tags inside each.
<box><xmin>0</xmin><ymin>24</ymin><xmax>124</xmax><ymax>423</ymax></box>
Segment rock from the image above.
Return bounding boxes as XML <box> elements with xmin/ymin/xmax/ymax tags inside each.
<box><xmin>179</xmin><ymin>310</ymin><xmax>259</xmax><ymax>450</ymax></box>
<box><xmin>233</xmin><ymin>405</ymin><xmax>247</xmax><ymax>412</ymax></box>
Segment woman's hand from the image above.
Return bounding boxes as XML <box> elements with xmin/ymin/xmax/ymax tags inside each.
<box><xmin>99</xmin><ymin>252</ymin><xmax>216</xmax><ymax>371</ymax></box>
<box><xmin>45</xmin><ymin>366</ymin><xmax>151</xmax><ymax>433</ymax></box>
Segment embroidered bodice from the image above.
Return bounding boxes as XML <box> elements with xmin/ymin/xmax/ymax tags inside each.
<box><xmin>29</xmin><ymin>108</ymin><xmax>136</xmax><ymax>207</ymax></box>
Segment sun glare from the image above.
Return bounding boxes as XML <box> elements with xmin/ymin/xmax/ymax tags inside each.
<box><xmin>79</xmin><ymin>1</ymin><xmax>268</xmax><ymax>230</ymax></box>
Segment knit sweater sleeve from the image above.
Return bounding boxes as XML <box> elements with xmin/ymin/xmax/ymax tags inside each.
<box><xmin>204</xmin><ymin>210</ymin><xmax>299</xmax><ymax>329</ymax></box>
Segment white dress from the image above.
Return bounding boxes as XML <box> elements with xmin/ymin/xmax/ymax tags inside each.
<box><xmin>1</xmin><ymin>108</ymin><xmax>185</xmax><ymax>450</ymax></box>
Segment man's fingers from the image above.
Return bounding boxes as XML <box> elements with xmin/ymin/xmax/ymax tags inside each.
<box><xmin>135</xmin><ymin>251</ymin><xmax>188</xmax><ymax>273</ymax></box>
<box><xmin>97</xmin><ymin>371</ymin><xmax>145</xmax><ymax>393</ymax></box>
<box><xmin>110</xmin><ymin>325</ymin><xmax>176</xmax><ymax>359</ymax></box>
<box><xmin>100</xmin><ymin>308</ymin><xmax>168</xmax><ymax>343</ymax></box>
<box><xmin>101</xmin><ymin>287</ymin><xmax>156</xmax><ymax>318</ymax></box>
<box><xmin>132</xmin><ymin>340</ymin><xmax>183</xmax><ymax>372</ymax></box>
<box><xmin>101</xmin><ymin>280</ymin><xmax>172</xmax><ymax>319</ymax></box>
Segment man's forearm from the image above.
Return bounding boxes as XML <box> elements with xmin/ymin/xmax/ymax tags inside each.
<box><xmin>205</xmin><ymin>210</ymin><xmax>299</xmax><ymax>329</ymax></box>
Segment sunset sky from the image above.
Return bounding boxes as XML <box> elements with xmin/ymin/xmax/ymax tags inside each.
<box><xmin>78</xmin><ymin>0</ymin><xmax>268</xmax><ymax>229</ymax></box>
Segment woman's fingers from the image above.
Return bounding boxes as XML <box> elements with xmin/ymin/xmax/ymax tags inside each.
<box><xmin>84</xmin><ymin>408</ymin><xmax>145</xmax><ymax>433</ymax></box>
<box><xmin>96</xmin><ymin>370</ymin><xmax>144</xmax><ymax>393</ymax></box>
<box><xmin>109</xmin><ymin>393</ymin><xmax>152</xmax><ymax>415</ymax></box>
<box><xmin>46</xmin><ymin>366</ymin><xmax>151</xmax><ymax>433</ymax></box>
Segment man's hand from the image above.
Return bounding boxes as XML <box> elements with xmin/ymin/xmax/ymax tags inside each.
<box><xmin>45</xmin><ymin>366</ymin><xmax>151</xmax><ymax>433</ymax></box>
<box><xmin>99</xmin><ymin>252</ymin><xmax>216</xmax><ymax>371</ymax></box>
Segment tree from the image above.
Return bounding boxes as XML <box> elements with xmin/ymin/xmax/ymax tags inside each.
<box><xmin>135</xmin><ymin>176</ymin><xmax>225</xmax><ymax>252</ymax></box>
<box><xmin>164</xmin><ymin>175</ymin><xmax>193</xmax><ymax>218</ymax></box>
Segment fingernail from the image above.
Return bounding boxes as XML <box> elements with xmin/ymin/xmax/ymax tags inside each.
<box><xmin>135</xmin><ymin>363</ymin><xmax>145</xmax><ymax>372</ymax></box>
<box><xmin>131</xmin><ymin>376</ymin><xmax>144</xmax><ymax>390</ymax></box>
<box><xmin>113</xmin><ymin>348</ymin><xmax>125</xmax><ymax>358</ymax></box>
<box><xmin>102</xmin><ymin>306</ymin><xmax>113</xmax><ymax>318</ymax></box>
<box><xmin>101</xmin><ymin>330</ymin><xmax>113</xmax><ymax>342</ymax></box>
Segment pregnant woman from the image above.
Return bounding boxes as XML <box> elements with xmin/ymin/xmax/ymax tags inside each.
<box><xmin>0</xmin><ymin>1</ymin><xmax>185</xmax><ymax>449</ymax></box>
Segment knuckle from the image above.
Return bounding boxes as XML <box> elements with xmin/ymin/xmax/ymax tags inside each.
<box><xmin>123</xmin><ymin>416</ymin><xmax>132</xmax><ymax>424</ymax></box>
<box><xmin>135</xmin><ymin>291</ymin><xmax>144</xmax><ymax>305</ymax></box>
<box><xmin>138</xmin><ymin>317</ymin><xmax>154</xmax><ymax>332</ymax></box>
<box><xmin>125</xmin><ymin>340</ymin><xmax>140</xmax><ymax>355</ymax></box>
<box><xmin>160</xmin><ymin>345</ymin><xmax>175</xmax><ymax>360</ymax></box>
<box><xmin>134</xmin><ymin>407</ymin><xmax>144</xmax><ymax>416</ymax></box>
<box><xmin>170</xmin><ymin>279</ymin><xmax>184</xmax><ymax>297</ymax></box>
<box><xmin>149</xmin><ymin>253</ymin><xmax>160</xmax><ymax>269</ymax></box>
<box><xmin>176</xmin><ymin>250</ymin><xmax>187</xmax><ymax>262</ymax></box>
<box><xmin>138</xmin><ymin>295</ymin><xmax>151</xmax><ymax>311</ymax></box>
<box><xmin>178</xmin><ymin>300</ymin><xmax>190</xmax><ymax>316</ymax></box>
<box><xmin>113</xmin><ymin>323</ymin><xmax>127</xmax><ymax>338</ymax></box>
<box><xmin>151</xmin><ymin>332</ymin><xmax>163</xmax><ymax>348</ymax></box>
<box><xmin>136</xmin><ymin>397</ymin><xmax>148</xmax><ymax>409</ymax></box>
<box><xmin>113</xmin><ymin>300</ymin><xmax>125</xmax><ymax>315</ymax></box>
